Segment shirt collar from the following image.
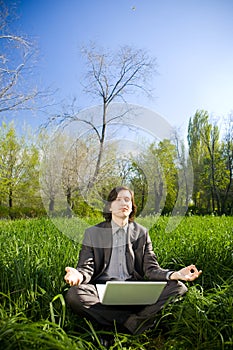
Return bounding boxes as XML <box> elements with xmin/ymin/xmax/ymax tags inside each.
<box><xmin>111</xmin><ymin>220</ymin><xmax>128</xmax><ymax>235</ymax></box>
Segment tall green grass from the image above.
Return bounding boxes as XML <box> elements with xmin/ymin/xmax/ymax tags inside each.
<box><xmin>0</xmin><ymin>216</ymin><xmax>232</xmax><ymax>349</ymax></box>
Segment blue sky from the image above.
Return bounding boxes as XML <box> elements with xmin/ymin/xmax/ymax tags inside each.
<box><xmin>8</xmin><ymin>0</ymin><xmax>233</xmax><ymax>134</ymax></box>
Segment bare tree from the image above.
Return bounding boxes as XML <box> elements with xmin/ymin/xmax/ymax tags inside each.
<box><xmin>50</xmin><ymin>44</ymin><xmax>156</xmax><ymax>191</ymax></box>
<box><xmin>0</xmin><ymin>1</ymin><xmax>45</xmax><ymax>115</ymax></box>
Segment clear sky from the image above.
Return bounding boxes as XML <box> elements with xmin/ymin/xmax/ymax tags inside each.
<box><xmin>7</xmin><ymin>0</ymin><xmax>233</xmax><ymax>134</ymax></box>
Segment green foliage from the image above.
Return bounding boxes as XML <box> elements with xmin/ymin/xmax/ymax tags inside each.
<box><xmin>0</xmin><ymin>206</ymin><xmax>46</xmax><ymax>219</ymax></box>
<box><xmin>188</xmin><ymin>110</ymin><xmax>233</xmax><ymax>215</ymax></box>
<box><xmin>1</xmin><ymin>114</ymin><xmax>232</xmax><ymax>218</ymax></box>
<box><xmin>0</xmin><ymin>216</ymin><xmax>232</xmax><ymax>349</ymax></box>
<box><xmin>0</xmin><ymin>122</ymin><xmax>41</xmax><ymax>211</ymax></box>
<box><xmin>72</xmin><ymin>198</ymin><xmax>103</xmax><ymax>220</ymax></box>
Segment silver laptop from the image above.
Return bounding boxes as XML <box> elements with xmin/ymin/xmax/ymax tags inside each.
<box><xmin>96</xmin><ymin>281</ymin><xmax>167</xmax><ymax>305</ymax></box>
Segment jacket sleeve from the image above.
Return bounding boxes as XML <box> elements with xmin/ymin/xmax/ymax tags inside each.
<box><xmin>76</xmin><ymin>229</ymin><xmax>95</xmax><ymax>284</ymax></box>
<box><xmin>142</xmin><ymin>230</ymin><xmax>171</xmax><ymax>281</ymax></box>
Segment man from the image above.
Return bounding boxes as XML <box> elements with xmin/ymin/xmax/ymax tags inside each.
<box><xmin>64</xmin><ymin>186</ymin><xmax>202</xmax><ymax>335</ymax></box>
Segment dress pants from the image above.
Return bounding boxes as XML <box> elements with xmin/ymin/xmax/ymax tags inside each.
<box><xmin>65</xmin><ymin>280</ymin><xmax>188</xmax><ymax>335</ymax></box>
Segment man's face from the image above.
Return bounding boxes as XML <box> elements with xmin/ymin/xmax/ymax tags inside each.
<box><xmin>110</xmin><ymin>190</ymin><xmax>133</xmax><ymax>219</ymax></box>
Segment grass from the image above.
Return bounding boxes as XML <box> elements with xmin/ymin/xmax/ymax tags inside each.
<box><xmin>0</xmin><ymin>216</ymin><xmax>232</xmax><ymax>349</ymax></box>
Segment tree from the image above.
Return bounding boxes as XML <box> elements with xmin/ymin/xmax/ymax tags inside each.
<box><xmin>188</xmin><ymin>110</ymin><xmax>230</xmax><ymax>214</ymax></box>
<box><xmin>155</xmin><ymin>139</ymin><xmax>178</xmax><ymax>214</ymax></box>
<box><xmin>0</xmin><ymin>0</ymin><xmax>44</xmax><ymax>115</ymax></box>
<box><xmin>0</xmin><ymin>122</ymin><xmax>39</xmax><ymax>213</ymax></box>
<box><xmin>50</xmin><ymin>45</ymin><xmax>156</xmax><ymax>192</ymax></box>
<box><xmin>61</xmin><ymin>138</ymin><xmax>88</xmax><ymax>216</ymax></box>
<box><xmin>221</xmin><ymin>114</ymin><xmax>233</xmax><ymax>214</ymax></box>
<box><xmin>126</xmin><ymin>160</ymin><xmax>147</xmax><ymax>215</ymax></box>
<box><xmin>39</xmin><ymin>131</ymin><xmax>70</xmax><ymax>214</ymax></box>
<box><xmin>133</xmin><ymin>139</ymin><xmax>178</xmax><ymax>216</ymax></box>
<box><xmin>201</xmin><ymin>122</ymin><xmax>223</xmax><ymax>213</ymax></box>
<box><xmin>60</xmin><ymin>134</ymin><xmax>117</xmax><ymax>217</ymax></box>
<box><xmin>39</xmin><ymin>130</ymin><xmax>116</xmax><ymax>216</ymax></box>
<box><xmin>173</xmin><ymin>129</ymin><xmax>194</xmax><ymax>212</ymax></box>
<box><xmin>188</xmin><ymin>110</ymin><xmax>209</xmax><ymax>211</ymax></box>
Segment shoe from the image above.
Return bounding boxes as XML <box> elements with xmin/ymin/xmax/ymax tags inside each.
<box><xmin>124</xmin><ymin>316</ymin><xmax>156</xmax><ymax>335</ymax></box>
<box><xmin>99</xmin><ymin>335</ymin><xmax>114</xmax><ymax>348</ymax></box>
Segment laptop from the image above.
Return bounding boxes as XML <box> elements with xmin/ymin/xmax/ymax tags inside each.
<box><xmin>96</xmin><ymin>281</ymin><xmax>167</xmax><ymax>305</ymax></box>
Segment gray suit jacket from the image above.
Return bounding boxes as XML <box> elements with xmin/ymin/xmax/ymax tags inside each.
<box><xmin>77</xmin><ymin>221</ymin><xmax>171</xmax><ymax>283</ymax></box>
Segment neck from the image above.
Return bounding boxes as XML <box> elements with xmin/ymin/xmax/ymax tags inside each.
<box><xmin>112</xmin><ymin>215</ymin><xmax>128</xmax><ymax>227</ymax></box>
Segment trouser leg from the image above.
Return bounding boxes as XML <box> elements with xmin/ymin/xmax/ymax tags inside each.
<box><xmin>65</xmin><ymin>284</ymin><xmax>138</xmax><ymax>328</ymax></box>
<box><xmin>65</xmin><ymin>281</ymin><xmax>187</xmax><ymax>334</ymax></box>
<box><xmin>123</xmin><ymin>280</ymin><xmax>188</xmax><ymax>334</ymax></box>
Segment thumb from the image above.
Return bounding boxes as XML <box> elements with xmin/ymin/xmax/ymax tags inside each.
<box><xmin>65</xmin><ymin>266</ymin><xmax>71</xmax><ymax>272</ymax></box>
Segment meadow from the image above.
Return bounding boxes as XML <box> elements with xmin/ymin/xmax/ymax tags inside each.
<box><xmin>0</xmin><ymin>215</ymin><xmax>232</xmax><ymax>349</ymax></box>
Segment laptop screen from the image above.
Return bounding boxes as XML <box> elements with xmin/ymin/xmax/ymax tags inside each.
<box><xmin>96</xmin><ymin>281</ymin><xmax>167</xmax><ymax>305</ymax></box>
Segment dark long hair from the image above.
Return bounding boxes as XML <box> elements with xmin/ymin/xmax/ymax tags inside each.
<box><xmin>103</xmin><ymin>186</ymin><xmax>137</xmax><ymax>222</ymax></box>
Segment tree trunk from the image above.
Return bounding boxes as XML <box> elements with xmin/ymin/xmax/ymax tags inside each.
<box><xmin>49</xmin><ymin>197</ymin><xmax>55</xmax><ymax>213</ymax></box>
<box><xmin>154</xmin><ymin>180</ymin><xmax>163</xmax><ymax>213</ymax></box>
<box><xmin>66</xmin><ymin>186</ymin><xmax>73</xmax><ymax>217</ymax></box>
<box><xmin>9</xmin><ymin>188</ymin><xmax>13</xmax><ymax>208</ymax></box>
<box><xmin>87</xmin><ymin>103</ymin><xmax>107</xmax><ymax>191</ymax></box>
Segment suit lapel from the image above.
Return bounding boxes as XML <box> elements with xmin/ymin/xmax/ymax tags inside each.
<box><xmin>126</xmin><ymin>222</ymin><xmax>137</xmax><ymax>274</ymax></box>
<box><xmin>102</xmin><ymin>222</ymin><xmax>112</xmax><ymax>265</ymax></box>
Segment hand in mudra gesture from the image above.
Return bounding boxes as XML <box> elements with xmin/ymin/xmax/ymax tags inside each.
<box><xmin>170</xmin><ymin>265</ymin><xmax>202</xmax><ymax>281</ymax></box>
<box><xmin>64</xmin><ymin>267</ymin><xmax>83</xmax><ymax>286</ymax></box>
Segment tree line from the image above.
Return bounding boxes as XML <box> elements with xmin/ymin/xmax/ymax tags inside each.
<box><xmin>0</xmin><ymin>110</ymin><xmax>232</xmax><ymax>219</ymax></box>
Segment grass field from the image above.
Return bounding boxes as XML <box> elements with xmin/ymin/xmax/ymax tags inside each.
<box><xmin>0</xmin><ymin>216</ymin><xmax>232</xmax><ymax>349</ymax></box>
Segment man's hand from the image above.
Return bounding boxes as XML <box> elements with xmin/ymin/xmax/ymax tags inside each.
<box><xmin>64</xmin><ymin>267</ymin><xmax>83</xmax><ymax>286</ymax></box>
<box><xmin>170</xmin><ymin>265</ymin><xmax>202</xmax><ymax>281</ymax></box>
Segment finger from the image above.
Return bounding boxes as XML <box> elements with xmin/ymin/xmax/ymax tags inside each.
<box><xmin>190</xmin><ymin>270</ymin><xmax>202</xmax><ymax>281</ymax></box>
<box><xmin>192</xmin><ymin>267</ymin><xmax>202</xmax><ymax>276</ymax></box>
<box><xmin>189</xmin><ymin>264</ymin><xmax>197</xmax><ymax>269</ymax></box>
<box><xmin>190</xmin><ymin>265</ymin><xmax>199</xmax><ymax>273</ymax></box>
<box><xmin>64</xmin><ymin>276</ymin><xmax>70</xmax><ymax>284</ymax></box>
<box><xmin>67</xmin><ymin>279</ymin><xmax>74</xmax><ymax>286</ymax></box>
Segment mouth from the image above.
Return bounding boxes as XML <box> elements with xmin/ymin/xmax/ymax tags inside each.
<box><xmin>121</xmin><ymin>208</ymin><xmax>129</xmax><ymax>212</ymax></box>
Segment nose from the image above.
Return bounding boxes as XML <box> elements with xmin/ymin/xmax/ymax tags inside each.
<box><xmin>121</xmin><ymin>198</ymin><xmax>130</xmax><ymax>205</ymax></box>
